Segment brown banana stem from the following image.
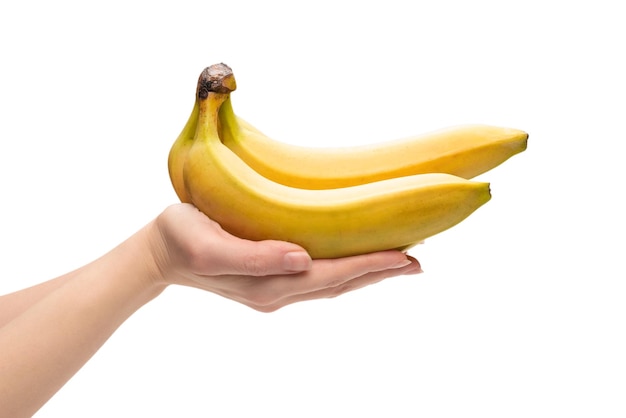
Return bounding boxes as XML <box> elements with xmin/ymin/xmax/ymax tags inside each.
<box><xmin>197</xmin><ymin>63</ymin><xmax>237</xmax><ymax>99</ymax></box>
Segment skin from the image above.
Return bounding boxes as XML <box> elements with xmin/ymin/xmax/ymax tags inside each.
<box><xmin>0</xmin><ymin>203</ymin><xmax>422</xmax><ymax>417</ymax></box>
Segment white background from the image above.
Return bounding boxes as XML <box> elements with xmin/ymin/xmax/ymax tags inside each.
<box><xmin>1</xmin><ymin>1</ymin><xmax>624</xmax><ymax>417</ymax></box>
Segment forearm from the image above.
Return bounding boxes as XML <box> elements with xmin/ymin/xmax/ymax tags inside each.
<box><xmin>0</xmin><ymin>221</ymin><xmax>167</xmax><ymax>418</ymax></box>
<box><xmin>0</xmin><ymin>275</ymin><xmax>78</xmax><ymax>329</ymax></box>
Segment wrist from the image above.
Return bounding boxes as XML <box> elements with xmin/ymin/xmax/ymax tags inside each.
<box><xmin>139</xmin><ymin>218</ymin><xmax>173</xmax><ymax>290</ymax></box>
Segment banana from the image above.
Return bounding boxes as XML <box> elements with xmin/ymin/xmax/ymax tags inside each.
<box><xmin>180</xmin><ymin>64</ymin><xmax>492</xmax><ymax>259</ymax></box>
<box><xmin>168</xmin><ymin>65</ymin><xmax>237</xmax><ymax>202</ymax></box>
<box><xmin>218</xmin><ymin>94</ymin><xmax>528</xmax><ymax>189</ymax></box>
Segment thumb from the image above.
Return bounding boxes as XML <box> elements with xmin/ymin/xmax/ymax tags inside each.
<box><xmin>220</xmin><ymin>238</ymin><xmax>313</xmax><ymax>276</ymax></box>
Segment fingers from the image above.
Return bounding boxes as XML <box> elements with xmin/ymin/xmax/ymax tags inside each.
<box><xmin>237</xmin><ymin>251</ymin><xmax>422</xmax><ymax>312</ymax></box>
<box><xmin>250</xmin><ymin>256</ymin><xmax>423</xmax><ymax>312</ymax></box>
<box><xmin>265</xmin><ymin>250</ymin><xmax>416</xmax><ymax>295</ymax></box>
<box><xmin>296</xmin><ymin>253</ymin><xmax>422</xmax><ymax>299</ymax></box>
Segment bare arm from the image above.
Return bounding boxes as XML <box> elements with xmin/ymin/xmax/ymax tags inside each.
<box><xmin>0</xmin><ymin>225</ymin><xmax>166</xmax><ymax>417</ymax></box>
<box><xmin>0</xmin><ymin>203</ymin><xmax>421</xmax><ymax>417</ymax></box>
<box><xmin>0</xmin><ymin>276</ymin><xmax>75</xmax><ymax>329</ymax></box>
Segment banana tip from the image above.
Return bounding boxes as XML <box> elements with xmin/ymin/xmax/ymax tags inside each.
<box><xmin>523</xmin><ymin>131</ymin><xmax>529</xmax><ymax>149</ymax></box>
<box><xmin>484</xmin><ymin>182</ymin><xmax>492</xmax><ymax>202</ymax></box>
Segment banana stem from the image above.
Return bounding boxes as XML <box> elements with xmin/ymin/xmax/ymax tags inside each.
<box><xmin>197</xmin><ymin>63</ymin><xmax>237</xmax><ymax>99</ymax></box>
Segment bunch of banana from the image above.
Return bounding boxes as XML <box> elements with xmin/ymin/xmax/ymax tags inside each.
<box><xmin>170</xmin><ymin>69</ymin><xmax>528</xmax><ymax>195</ymax></box>
<box><xmin>168</xmin><ymin>63</ymin><xmax>524</xmax><ymax>259</ymax></box>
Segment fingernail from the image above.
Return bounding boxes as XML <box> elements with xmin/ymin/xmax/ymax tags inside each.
<box><xmin>405</xmin><ymin>265</ymin><xmax>424</xmax><ymax>275</ymax></box>
<box><xmin>283</xmin><ymin>251</ymin><xmax>313</xmax><ymax>272</ymax></box>
<box><xmin>392</xmin><ymin>258</ymin><xmax>413</xmax><ymax>269</ymax></box>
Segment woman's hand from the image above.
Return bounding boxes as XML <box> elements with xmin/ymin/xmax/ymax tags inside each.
<box><xmin>149</xmin><ymin>203</ymin><xmax>422</xmax><ymax>312</ymax></box>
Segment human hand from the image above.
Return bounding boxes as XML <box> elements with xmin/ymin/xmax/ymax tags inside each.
<box><xmin>148</xmin><ymin>203</ymin><xmax>422</xmax><ymax>312</ymax></box>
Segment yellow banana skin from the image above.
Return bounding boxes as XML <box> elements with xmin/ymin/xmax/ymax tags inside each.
<box><xmin>182</xmin><ymin>64</ymin><xmax>492</xmax><ymax>259</ymax></box>
<box><xmin>167</xmin><ymin>100</ymin><xmax>199</xmax><ymax>202</ymax></box>
<box><xmin>219</xmin><ymin>96</ymin><xmax>528</xmax><ymax>189</ymax></box>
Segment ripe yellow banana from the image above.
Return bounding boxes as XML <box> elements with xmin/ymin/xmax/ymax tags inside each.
<box><xmin>180</xmin><ymin>64</ymin><xmax>492</xmax><ymax>259</ymax></box>
<box><xmin>168</xmin><ymin>65</ymin><xmax>237</xmax><ymax>202</ymax></box>
<box><xmin>218</xmin><ymin>94</ymin><xmax>528</xmax><ymax>189</ymax></box>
